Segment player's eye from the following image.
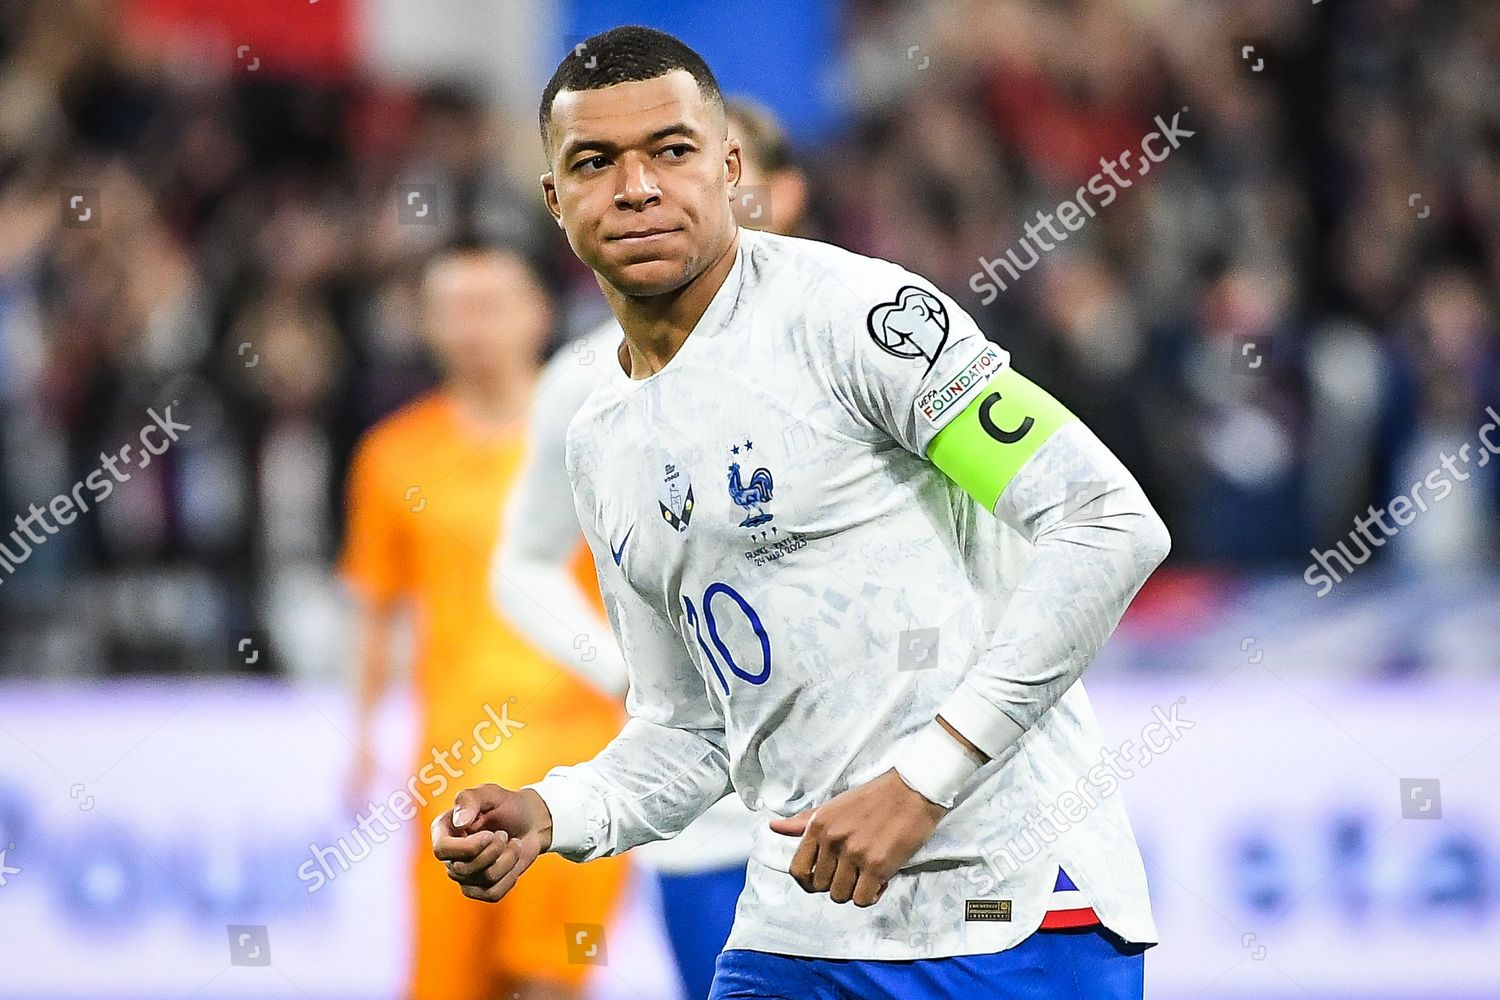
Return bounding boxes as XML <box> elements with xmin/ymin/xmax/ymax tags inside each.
<box><xmin>658</xmin><ymin>144</ymin><xmax>693</xmax><ymax>161</ymax></box>
<box><xmin>574</xmin><ymin>154</ymin><xmax>609</xmax><ymax>173</ymax></box>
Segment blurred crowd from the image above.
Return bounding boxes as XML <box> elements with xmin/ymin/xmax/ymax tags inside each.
<box><xmin>1</xmin><ymin>0</ymin><xmax>1497</xmax><ymax>677</ymax></box>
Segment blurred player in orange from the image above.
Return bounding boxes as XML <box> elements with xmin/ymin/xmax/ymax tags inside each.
<box><xmin>341</xmin><ymin>244</ymin><xmax>628</xmax><ymax>1000</ymax></box>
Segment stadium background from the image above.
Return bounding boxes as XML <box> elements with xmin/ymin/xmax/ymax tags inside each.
<box><xmin>0</xmin><ymin>0</ymin><xmax>1497</xmax><ymax>997</ymax></box>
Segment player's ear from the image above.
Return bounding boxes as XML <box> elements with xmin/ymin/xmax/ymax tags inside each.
<box><xmin>723</xmin><ymin>137</ymin><xmax>743</xmax><ymax>191</ymax></box>
<box><xmin>540</xmin><ymin>172</ymin><xmax>563</xmax><ymax>228</ymax></box>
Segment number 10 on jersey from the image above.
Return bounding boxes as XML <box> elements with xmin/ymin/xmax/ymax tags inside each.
<box><xmin>682</xmin><ymin>582</ymin><xmax>772</xmax><ymax>695</ymax></box>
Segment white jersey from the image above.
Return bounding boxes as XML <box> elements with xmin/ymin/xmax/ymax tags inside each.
<box><xmin>494</xmin><ymin>318</ymin><xmax>755</xmax><ymax>873</ymax></box>
<box><xmin>527</xmin><ymin>228</ymin><xmax>1169</xmax><ymax>959</ymax></box>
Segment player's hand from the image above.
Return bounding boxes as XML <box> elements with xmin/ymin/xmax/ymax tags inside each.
<box><xmin>430</xmin><ymin>784</ymin><xmax>554</xmax><ymax>903</ymax></box>
<box><xmin>769</xmin><ymin>768</ymin><xmax>946</xmax><ymax>907</ymax></box>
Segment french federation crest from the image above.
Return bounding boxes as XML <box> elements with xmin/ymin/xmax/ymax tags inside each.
<box><xmin>867</xmin><ymin>285</ymin><xmax>949</xmax><ymax>374</ymax></box>
<box><xmin>659</xmin><ymin>461</ymin><xmax>694</xmax><ymax>533</ymax></box>
<box><xmin>726</xmin><ymin>438</ymin><xmax>774</xmax><ymax>528</ymax></box>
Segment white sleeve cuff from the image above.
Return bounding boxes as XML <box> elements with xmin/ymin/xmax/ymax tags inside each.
<box><xmin>891</xmin><ymin>719</ymin><xmax>985</xmax><ymax>808</ymax></box>
<box><xmin>935</xmin><ymin>681</ymin><xmax>1028</xmax><ymax>761</ymax></box>
<box><xmin>523</xmin><ymin>774</ymin><xmax>593</xmax><ymax>857</ymax></box>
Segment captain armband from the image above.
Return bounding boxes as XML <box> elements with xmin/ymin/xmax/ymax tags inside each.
<box><xmin>924</xmin><ymin>365</ymin><xmax>1077</xmax><ymax>512</ymax></box>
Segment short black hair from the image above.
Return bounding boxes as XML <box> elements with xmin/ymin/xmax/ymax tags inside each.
<box><xmin>538</xmin><ymin>25</ymin><xmax>724</xmax><ymax>158</ymax></box>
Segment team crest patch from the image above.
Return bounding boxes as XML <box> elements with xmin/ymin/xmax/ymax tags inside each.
<box><xmin>725</xmin><ymin>439</ymin><xmax>774</xmax><ymax>528</ymax></box>
<box><xmin>723</xmin><ymin>437</ymin><xmax>810</xmax><ymax>565</ymax></box>
<box><xmin>659</xmin><ymin>461</ymin><xmax>694</xmax><ymax>533</ymax></box>
<box><xmin>916</xmin><ymin>343</ymin><xmax>1005</xmax><ymax>426</ymax></box>
<box><xmin>867</xmin><ymin>285</ymin><xmax>949</xmax><ymax>374</ymax></box>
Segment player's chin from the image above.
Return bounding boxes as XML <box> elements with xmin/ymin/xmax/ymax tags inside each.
<box><xmin>598</xmin><ymin>252</ymin><xmax>694</xmax><ymax>297</ymax></box>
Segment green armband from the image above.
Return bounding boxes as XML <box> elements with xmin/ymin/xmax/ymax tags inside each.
<box><xmin>925</xmin><ymin>365</ymin><xmax>1076</xmax><ymax>511</ymax></box>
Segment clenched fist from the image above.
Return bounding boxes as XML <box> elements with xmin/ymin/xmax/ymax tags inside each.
<box><xmin>430</xmin><ymin>783</ymin><xmax>554</xmax><ymax>903</ymax></box>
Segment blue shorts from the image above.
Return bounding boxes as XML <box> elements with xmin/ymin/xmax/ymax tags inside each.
<box><xmin>708</xmin><ymin>926</ymin><xmax>1148</xmax><ymax>1000</ymax></box>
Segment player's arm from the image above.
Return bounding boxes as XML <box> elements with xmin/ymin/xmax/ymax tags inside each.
<box><xmin>345</xmin><ymin>595</ymin><xmax>399</xmax><ymax>807</ymax></box>
<box><xmin>435</xmin><ymin>547</ymin><xmax>733</xmax><ymax>899</ymax></box>
<box><xmin>770</xmin><ymin>275</ymin><xmax>1165</xmax><ymax>908</ymax></box>
<box><xmin>520</xmin><ymin>532</ymin><xmax>735</xmax><ymax>863</ymax></box>
<box><xmin>829</xmin><ymin>275</ymin><xmax>1171</xmax><ymax>806</ymax></box>
<box><xmin>338</xmin><ymin>434</ymin><xmax>412</xmax><ymax>815</ymax></box>
<box><xmin>490</xmin><ymin>343</ymin><xmax>627</xmax><ymax>696</ymax></box>
<box><xmin>892</xmin><ymin>366</ymin><xmax>1171</xmax><ymax>806</ymax></box>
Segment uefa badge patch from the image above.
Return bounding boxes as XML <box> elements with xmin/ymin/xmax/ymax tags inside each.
<box><xmin>868</xmin><ymin>285</ymin><xmax>950</xmax><ymax>374</ymax></box>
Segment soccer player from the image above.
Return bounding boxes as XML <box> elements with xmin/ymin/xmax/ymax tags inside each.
<box><xmin>434</xmin><ymin>27</ymin><xmax>1170</xmax><ymax>1000</ymax></box>
<box><xmin>490</xmin><ymin>97</ymin><xmax>809</xmax><ymax>1000</ymax></box>
<box><xmin>342</xmin><ymin>245</ymin><xmax>629</xmax><ymax>1000</ymax></box>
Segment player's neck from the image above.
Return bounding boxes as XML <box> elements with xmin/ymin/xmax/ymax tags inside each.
<box><xmin>443</xmin><ymin>369</ymin><xmax>534</xmax><ymax>430</ymax></box>
<box><xmin>605</xmin><ymin>228</ymin><xmax>740</xmax><ymax>379</ymax></box>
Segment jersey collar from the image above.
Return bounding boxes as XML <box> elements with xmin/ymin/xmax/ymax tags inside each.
<box><xmin>605</xmin><ymin>228</ymin><xmax>750</xmax><ymax>395</ymax></box>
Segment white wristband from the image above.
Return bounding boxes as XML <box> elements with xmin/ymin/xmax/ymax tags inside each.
<box><xmin>891</xmin><ymin>719</ymin><xmax>984</xmax><ymax>808</ymax></box>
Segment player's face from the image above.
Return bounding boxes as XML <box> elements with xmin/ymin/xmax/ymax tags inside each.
<box><xmin>422</xmin><ymin>254</ymin><xmax>549</xmax><ymax>382</ymax></box>
<box><xmin>542</xmin><ymin>71</ymin><xmax>740</xmax><ymax>297</ymax></box>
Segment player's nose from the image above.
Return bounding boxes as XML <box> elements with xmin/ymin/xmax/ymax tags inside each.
<box><xmin>613</xmin><ymin>154</ymin><xmax>662</xmax><ymax>210</ymax></box>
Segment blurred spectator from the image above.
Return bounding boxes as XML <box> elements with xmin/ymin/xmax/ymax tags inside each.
<box><xmin>1</xmin><ymin>0</ymin><xmax>1498</xmax><ymax>675</ymax></box>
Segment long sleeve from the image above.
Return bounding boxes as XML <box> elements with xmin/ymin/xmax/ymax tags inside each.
<box><xmin>491</xmin><ymin>330</ymin><xmax>629</xmax><ymax>696</ymax></box>
<box><xmin>931</xmin><ymin>419</ymin><xmax>1171</xmax><ymax>760</ymax></box>
<box><xmin>523</xmin><ymin>526</ymin><xmax>734</xmax><ymax>863</ymax></box>
<box><xmin>813</xmin><ymin>262</ymin><xmax>1169</xmax><ymax>801</ymax></box>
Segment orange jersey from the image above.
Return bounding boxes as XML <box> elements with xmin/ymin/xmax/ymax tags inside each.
<box><xmin>341</xmin><ymin>391</ymin><xmax>630</xmax><ymax>997</ymax></box>
<box><xmin>339</xmin><ymin>391</ymin><xmax>621</xmax><ymax>780</ymax></box>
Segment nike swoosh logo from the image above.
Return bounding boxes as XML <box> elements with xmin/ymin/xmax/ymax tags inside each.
<box><xmin>610</xmin><ymin>525</ymin><xmax>634</xmax><ymax>566</ymax></box>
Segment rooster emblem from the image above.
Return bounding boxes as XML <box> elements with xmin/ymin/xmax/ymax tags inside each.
<box><xmin>727</xmin><ymin>461</ymin><xmax>775</xmax><ymax>528</ymax></box>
